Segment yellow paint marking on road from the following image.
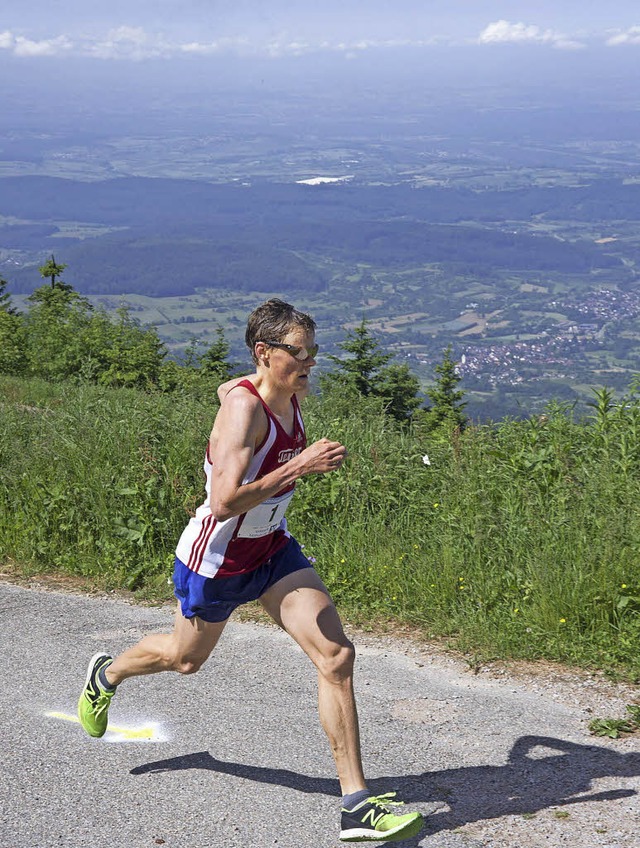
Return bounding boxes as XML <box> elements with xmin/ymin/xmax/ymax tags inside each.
<box><xmin>45</xmin><ymin>711</ymin><xmax>160</xmax><ymax>741</ymax></box>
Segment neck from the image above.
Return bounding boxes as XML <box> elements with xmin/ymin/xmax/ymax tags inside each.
<box><xmin>252</xmin><ymin>371</ymin><xmax>293</xmax><ymax>416</ymax></box>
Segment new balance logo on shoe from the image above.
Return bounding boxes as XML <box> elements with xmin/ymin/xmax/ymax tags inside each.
<box><xmin>361</xmin><ymin>809</ymin><xmax>386</xmax><ymax>828</ymax></box>
<box><xmin>339</xmin><ymin>792</ymin><xmax>424</xmax><ymax>842</ymax></box>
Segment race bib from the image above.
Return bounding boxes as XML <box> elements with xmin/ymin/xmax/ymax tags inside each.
<box><xmin>236</xmin><ymin>490</ymin><xmax>295</xmax><ymax>539</ymax></box>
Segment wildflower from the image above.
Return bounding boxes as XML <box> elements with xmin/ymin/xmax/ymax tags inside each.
<box><xmin>422</xmin><ymin>454</ymin><xmax>431</xmax><ymax>466</ymax></box>
<box><xmin>340</xmin><ymin>558</ymin><xmax>346</xmax><ymax>564</ymax></box>
<box><xmin>307</xmin><ymin>556</ymin><xmax>317</xmax><ymax>564</ymax></box>
<box><xmin>621</xmin><ymin>584</ymin><xmax>628</xmax><ymax>589</ymax></box>
<box><xmin>413</xmin><ymin>544</ymin><xmax>419</xmax><ymax>550</ymax></box>
<box><xmin>433</xmin><ymin>502</ymin><xmax>439</xmax><ymax>509</ymax></box>
<box><xmin>514</xmin><ymin>608</ymin><xmax>519</xmax><ymax>614</ymax></box>
<box><xmin>559</xmin><ymin>618</ymin><xmax>566</xmax><ymax>624</ymax></box>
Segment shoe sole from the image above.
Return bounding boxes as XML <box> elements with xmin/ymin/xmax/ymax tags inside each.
<box><xmin>339</xmin><ymin>813</ymin><xmax>424</xmax><ymax>842</ymax></box>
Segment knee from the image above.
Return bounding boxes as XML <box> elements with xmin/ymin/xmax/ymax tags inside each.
<box><xmin>317</xmin><ymin>640</ymin><xmax>355</xmax><ymax>684</ymax></box>
<box><xmin>169</xmin><ymin>652</ymin><xmax>207</xmax><ymax>675</ymax></box>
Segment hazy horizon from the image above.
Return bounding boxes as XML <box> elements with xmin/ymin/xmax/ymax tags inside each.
<box><xmin>2</xmin><ymin>2</ymin><xmax>640</xmax><ymax>91</ymax></box>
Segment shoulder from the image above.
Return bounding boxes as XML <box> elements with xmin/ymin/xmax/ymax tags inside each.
<box><xmin>215</xmin><ymin>383</ymin><xmax>268</xmax><ymax>443</ymax></box>
<box><xmin>220</xmin><ymin>383</ymin><xmax>264</xmax><ymax>419</ymax></box>
<box><xmin>217</xmin><ymin>373</ymin><xmax>258</xmax><ymax>403</ymax></box>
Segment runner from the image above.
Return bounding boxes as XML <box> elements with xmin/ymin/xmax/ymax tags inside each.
<box><xmin>78</xmin><ymin>298</ymin><xmax>424</xmax><ymax>843</ymax></box>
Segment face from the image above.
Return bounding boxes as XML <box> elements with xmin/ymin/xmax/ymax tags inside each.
<box><xmin>256</xmin><ymin>326</ymin><xmax>317</xmax><ymax>394</ymax></box>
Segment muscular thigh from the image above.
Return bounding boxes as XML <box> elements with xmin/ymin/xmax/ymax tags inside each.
<box><xmin>259</xmin><ymin>568</ymin><xmax>351</xmax><ymax>664</ymax></box>
<box><xmin>171</xmin><ymin>604</ymin><xmax>227</xmax><ymax>664</ymax></box>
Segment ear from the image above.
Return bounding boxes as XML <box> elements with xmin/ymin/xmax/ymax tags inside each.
<box><xmin>254</xmin><ymin>341</ymin><xmax>270</xmax><ymax>364</ymax></box>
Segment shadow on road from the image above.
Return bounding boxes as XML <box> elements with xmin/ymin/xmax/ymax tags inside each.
<box><xmin>131</xmin><ymin>735</ymin><xmax>638</xmax><ymax>844</ymax></box>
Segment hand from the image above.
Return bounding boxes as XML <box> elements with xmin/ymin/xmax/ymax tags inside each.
<box><xmin>298</xmin><ymin>438</ymin><xmax>347</xmax><ymax>475</ymax></box>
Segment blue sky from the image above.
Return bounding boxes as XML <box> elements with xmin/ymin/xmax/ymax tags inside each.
<box><xmin>1</xmin><ymin>1</ymin><xmax>640</xmax><ymax>60</ymax></box>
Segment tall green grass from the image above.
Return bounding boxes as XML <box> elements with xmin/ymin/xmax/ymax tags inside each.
<box><xmin>0</xmin><ymin>376</ymin><xmax>211</xmax><ymax>590</ymax></box>
<box><xmin>1</xmin><ymin>376</ymin><xmax>639</xmax><ymax>679</ymax></box>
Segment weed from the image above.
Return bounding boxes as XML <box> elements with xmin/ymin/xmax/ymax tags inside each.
<box><xmin>588</xmin><ymin>704</ymin><xmax>640</xmax><ymax>738</ymax></box>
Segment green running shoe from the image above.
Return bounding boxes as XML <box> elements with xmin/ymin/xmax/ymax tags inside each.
<box><xmin>339</xmin><ymin>792</ymin><xmax>424</xmax><ymax>842</ymax></box>
<box><xmin>78</xmin><ymin>652</ymin><xmax>116</xmax><ymax>738</ymax></box>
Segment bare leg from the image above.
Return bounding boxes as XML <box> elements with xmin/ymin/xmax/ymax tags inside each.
<box><xmin>105</xmin><ymin>604</ymin><xmax>227</xmax><ymax>686</ymax></box>
<box><xmin>259</xmin><ymin>568</ymin><xmax>367</xmax><ymax>796</ymax></box>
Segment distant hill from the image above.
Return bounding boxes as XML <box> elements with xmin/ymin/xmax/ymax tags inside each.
<box><xmin>0</xmin><ymin>176</ymin><xmax>629</xmax><ymax>296</ymax></box>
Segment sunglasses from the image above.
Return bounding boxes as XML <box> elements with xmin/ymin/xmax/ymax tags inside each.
<box><xmin>260</xmin><ymin>340</ymin><xmax>319</xmax><ymax>361</ymax></box>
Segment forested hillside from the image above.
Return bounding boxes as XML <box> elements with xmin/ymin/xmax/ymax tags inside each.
<box><xmin>1</xmin><ymin>177</ymin><xmax>630</xmax><ymax>296</ymax></box>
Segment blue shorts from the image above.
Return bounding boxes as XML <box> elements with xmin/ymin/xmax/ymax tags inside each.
<box><xmin>173</xmin><ymin>536</ymin><xmax>312</xmax><ymax>623</ymax></box>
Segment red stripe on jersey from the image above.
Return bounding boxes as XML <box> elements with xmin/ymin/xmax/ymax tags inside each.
<box><xmin>188</xmin><ymin>512</ymin><xmax>216</xmax><ymax>572</ymax></box>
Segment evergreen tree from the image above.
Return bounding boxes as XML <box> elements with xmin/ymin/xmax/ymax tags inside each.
<box><xmin>25</xmin><ymin>283</ymin><xmax>96</xmax><ymax>380</ymax></box>
<box><xmin>0</xmin><ymin>310</ymin><xmax>28</xmax><ymax>374</ymax></box>
<box><xmin>99</xmin><ymin>306</ymin><xmax>166</xmax><ymax>388</ymax></box>
<box><xmin>24</xmin><ymin>275</ymin><xmax>166</xmax><ymax>386</ymax></box>
<box><xmin>376</xmin><ymin>362</ymin><xmax>422</xmax><ymax>421</ymax></box>
<box><xmin>199</xmin><ymin>326</ymin><xmax>233</xmax><ymax>385</ymax></box>
<box><xmin>159</xmin><ymin>328</ymin><xmax>234</xmax><ymax>395</ymax></box>
<box><xmin>38</xmin><ymin>255</ymin><xmax>71</xmax><ymax>290</ymax></box>
<box><xmin>422</xmin><ymin>345</ymin><xmax>467</xmax><ymax>432</ymax></box>
<box><xmin>0</xmin><ymin>275</ymin><xmax>17</xmax><ymax>315</ymax></box>
<box><xmin>326</xmin><ymin>319</ymin><xmax>421</xmax><ymax>421</ymax></box>
<box><xmin>327</xmin><ymin>319</ymin><xmax>391</xmax><ymax>397</ymax></box>
<box><xmin>0</xmin><ymin>273</ymin><xmax>25</xmax><ymax>375</ymax></box>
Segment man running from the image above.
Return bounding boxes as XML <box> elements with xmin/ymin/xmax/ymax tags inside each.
<box><xmin>78</xmin><ymin>298</ymin><xmax>424</xmax><ymax>843</ymax></box>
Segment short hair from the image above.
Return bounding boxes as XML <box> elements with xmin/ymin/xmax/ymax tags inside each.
<box><xmin>245</xmin><ymin>299</ymin><xmax>316</xmax><ymax>364</ymax></box>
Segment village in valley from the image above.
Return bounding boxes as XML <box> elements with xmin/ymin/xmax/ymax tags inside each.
<box><xmin>452</xmin><ymin>287</ymin><xmax>640</xmax><ymax>388</ymax></box>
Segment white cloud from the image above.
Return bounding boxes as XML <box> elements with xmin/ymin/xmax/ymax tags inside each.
<box><xmin>607</xmin><ymin>26</ymin><xmax>640</xmax><ymax>46</ymax></box>
<box><xmin>479</xmin><ymin>20</ymin><xmax>554</xmax><ymax>45</ymax></box>
<box><xmin>88</xmin><ymin>26</ymin><xmax>171</xmax><ymax>60</ymax></box>
<box><xmin>0</xmin><ymin>28</ymin><xmax>73</xmax><ymax>57</ymax></box>
<box><xmin>0</xmin><ymin>22</ymin><xmax>592</xmax><ymax>61</ymax></box>
<box><xmin>13</xmin><ymin>35</ymin><xmax>73</xmax><ymax>57</ymax></box>
<box><xmin>261</xmin><ymin>35</ymin><xmax>436</xmax><ymax>58</ymax></box>
<box><xmin>179</xmin><ymin>36</ymin><xmax>251</xmax><ymax>56</ymax></box>
<box><xmin>478</xmin><ymin>20</ymin><xmax>585</xmax><ymax>50</ymax></box>
<box><xmin>0</xmin><ymin>30</ymin><xmax>15</xmax><ymax>50</ymax></box>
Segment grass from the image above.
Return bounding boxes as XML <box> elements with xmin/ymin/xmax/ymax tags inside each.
<box><xmin>2</xmin><ymin>376</ymin><xmax>640</xmax><ymax>680</ymax></box>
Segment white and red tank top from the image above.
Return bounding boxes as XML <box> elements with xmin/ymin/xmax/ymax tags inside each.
<box><xmin>175</xmin><ymin>380</ymin><xmax>306</xmax><ymax>578</ymax></box>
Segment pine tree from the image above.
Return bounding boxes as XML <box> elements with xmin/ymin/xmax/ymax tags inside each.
<box><xmin>38</xmin><ymin>255</ymin><xmax>70</xmax><ymax>290</ymax></box>
<box><xmin>0</xmin><ymin>275</ymin><xmax>17</xmax><ymax>315</ymax></box>
<box><xmin>199</xmin><ymin>326</ymin><xmax>233</xmax><ymax>385</ymax></box>
<box><xmin>0</xmin><ymin>275</ymin><xmax>27</xmax><ymax>374</ymax></box>
<box><xmin>328</xmin><ymin>319</ymin><xmax>391</xmax><ymax>397</ymax></box>
<box><xmin>25</xmin><ymin>282</ymin><xmax>95</xmax><ymax>380</ymax></box>
<box><xmin>326</xmin><ymin>319</ymin><xmax>421</xmax><ymax>421</ymax></box>
<box><xmin>422</xmin><ymin>345</ymin><xmax>467</xmax><ymax>431</ymax></box>
<box><xmin>99</xmin><ymin>306</ymin><xmax>166</xmax><ymax>388</ymax></box>
<box><xmin>376</xmin><ymin>362</ymin><xmax>422</xmax><ymax>421</ymax></box>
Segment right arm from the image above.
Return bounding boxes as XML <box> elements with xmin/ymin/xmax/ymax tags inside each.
<box><xmin>209</xmin><ymin>390</ymin><xmax>347</xmax><ymax>522</ymax></box>
<box><xmin>217</xmin><ymin>373</ymin><xmax>255</xmax><ymax>403</ymax></box>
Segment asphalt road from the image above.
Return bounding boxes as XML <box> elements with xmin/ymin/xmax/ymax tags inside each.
<box><xmin>1</xmin><ymin>580</ymin><xmax>639</xmax><ymax>848</ymax></box>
